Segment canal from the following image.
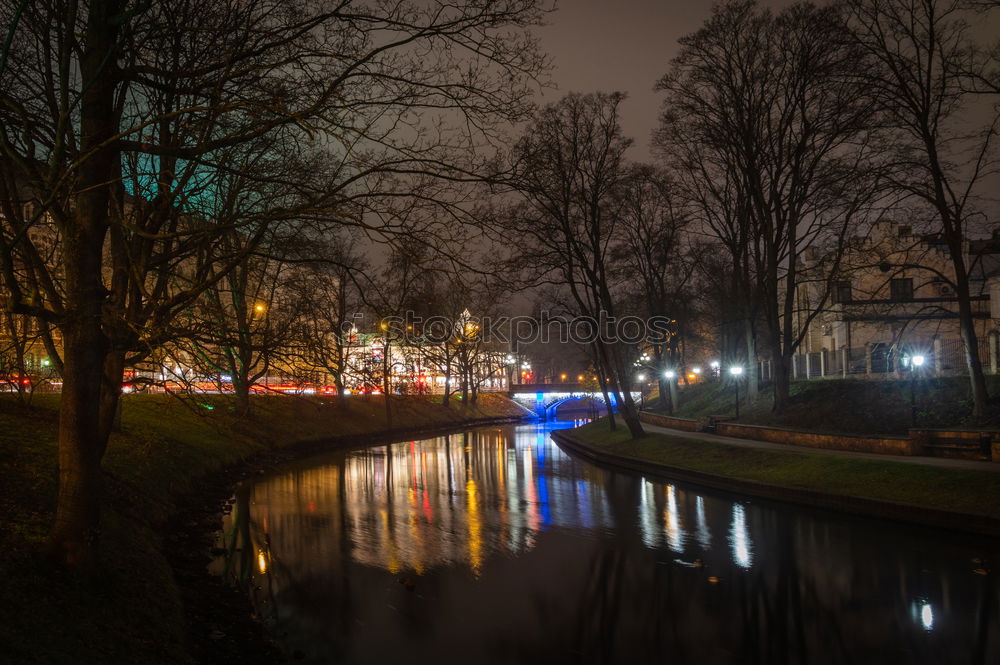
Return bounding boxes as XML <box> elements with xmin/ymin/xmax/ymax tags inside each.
<box><xmin>213</xmin><ymin>418</ymin><xmax>999</xmax><ymax>664</ymax></box>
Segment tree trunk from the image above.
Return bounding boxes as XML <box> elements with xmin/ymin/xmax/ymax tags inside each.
<box><xmin>98</xmin><ymin>351</ymin><xmax>126</xmax><ymax>440</ymax></box>
<box><xmin>233</xmin><ymin>379</ymin><xmax>251</xmax><ymax>416</ymax></box>
<box><xmin>956</xmin><ymin>293</ymin><xmax>989</xmax><ymax>420</ymax></box>
<box><xmin>597</xmin><ymin>380</ymin><xmax>616</xmax><ymax>430</ymax></box>
<box><xmin>772</xmin><ymin>354</ymin><xmax>791</xmax><ymax>414</ymax></box>
<box><xmin>952</xmin><ymin>259</ymin><xmax>990</xmax><ymax>420</ymax></box>
<box><xmin>617</xmin><ymin>389</ymin><xmax>646</xmax><ymax>438</ymax></box>
<box><xmin>657</xmin><ymin>375</ymin><xmax>673</xmax><ymax>414</ymax></box>
<box><xmin>47</xmin><ymin>252</ymin><xmax>111</xmax><ymax>566</ymax></box>
<box><xmin>46</xmin><ymin>0</ymin><xmax>123</xmax><ymax>567</ymax></box>
<box><xmin>603</xmin><ymin>342</ymin><xmax>645</xmax><ymax>438</ymax></box>
<box><xmin>744</xmin><ymin>317</ymin><xmax>758</xmax><ymax>402</ymax></box>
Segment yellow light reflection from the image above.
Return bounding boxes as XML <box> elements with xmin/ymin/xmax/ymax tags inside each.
<box><xmin>466</xmin><ymin>478</ymin><xmax>482</xmax><ymax>576</ymax></box>
<box><xmin>381</xmin><ymin>508</ymin><xmax>401</xmax><ymax>574</ymax></box>
<box><xmin>257</xmin><ymin>550</ymin><xmax>268</xmax><ymax>574</ymax></box>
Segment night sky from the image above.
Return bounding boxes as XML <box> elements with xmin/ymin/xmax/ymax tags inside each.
<box><xmin>536</xmin><ymin>0</ymin><xmax>793</xmax><ymax>161</ymax></box>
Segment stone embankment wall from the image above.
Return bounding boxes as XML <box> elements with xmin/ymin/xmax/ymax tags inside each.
<box><xmin>638</xmin><ymin>411</ymin><xmax>999</xmax><ymax>461</ymax></box>
<box><xmin>715</xmin><ymin>422</ymin><xmax>917</xmax><ymax>455</ymax></box>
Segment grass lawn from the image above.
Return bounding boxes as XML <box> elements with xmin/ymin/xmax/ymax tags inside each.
<box><xmin>565</xmin><ymin>419</ymin><xmax>1000</xmax><ymax>520</ymax></box>
<box><xmin>0</xmin><ymin>391</ymin><xmax>526</xmax><ymax>665</ymax></box>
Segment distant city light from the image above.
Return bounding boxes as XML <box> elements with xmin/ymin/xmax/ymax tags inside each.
<box><xmin>692</xmin><ymin>367</ymin><xmax>701</xmax><ymax>374</ymax></box>
<box><xmin>637</xmin><ymin>373</ymin><xmax>646</xmax><ymax>382</ymax></box>
<box><xmin>710</xmin><ymin>361</ymin><xmax>720</xmax><ymax>369</ymax></box>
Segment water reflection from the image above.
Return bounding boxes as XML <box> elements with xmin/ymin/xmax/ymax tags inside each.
<box><xmin>214</xmin><ymin>419</ymin><xmax>1000</xmax><ymax>665</ymax></box>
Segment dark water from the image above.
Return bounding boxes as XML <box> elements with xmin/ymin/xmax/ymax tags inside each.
<box><xmin>213</xmin><ymin>419</ymin><xmax>1000</xmax><ymax>665</ymax></box>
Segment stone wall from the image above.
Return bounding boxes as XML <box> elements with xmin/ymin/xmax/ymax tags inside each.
<box><xmin>715</xmin><ymin>422</ymin><xmax>917</xmax><ymax>456</ymax></box>
<box><xmin>638</xmin><ymin>411</ymin><xmax>701</xmax><ymax>432</ymax></box>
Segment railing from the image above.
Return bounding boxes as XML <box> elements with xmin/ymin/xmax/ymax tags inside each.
<box><xmin>759</xmin><ymin>338</ymin><xmax>992</xmax><ymax>382</ymax></box>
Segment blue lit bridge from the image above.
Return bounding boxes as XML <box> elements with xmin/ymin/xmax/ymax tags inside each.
<box><xmin>508</xmin><ymin>383</ymin><xmax>642</xmax><ymax>421</ymax></box>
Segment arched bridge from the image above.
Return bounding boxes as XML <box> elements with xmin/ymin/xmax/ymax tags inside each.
<box><xmin>508</xmin><ymin>383</ymin><xmax>641</xmax><ymax>421</ymax></box>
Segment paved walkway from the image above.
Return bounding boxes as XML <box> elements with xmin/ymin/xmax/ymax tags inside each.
<box><xmin>641</xmin><ymin>422</ymin><xmax>1000</xmax><ymax>473</ymax></box>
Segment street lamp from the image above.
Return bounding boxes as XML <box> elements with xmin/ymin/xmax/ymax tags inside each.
<box><xmin>730</xmin><ymin>366</ymin><xmax>743</xmax><ymax>418</ymax></box>
<box><xmin>664</xmin><ymin>369</ymin><xmax>675</xmax><ymax>379</ymax></box>
<box><xmin>910</xmin><ymin>354</ymin><xmax>925</xmax><ymax>427</ymax></box>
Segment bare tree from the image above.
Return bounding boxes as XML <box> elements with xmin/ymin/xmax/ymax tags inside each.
<box><xmin>846</xmin><ymin>0</ymin><xmax>1000</xmax><ymax>418</ymax></box>
<box><xmin>500</xmin><ymin>92</ymin><xmax>645</xmax><ymax>437</ymax></box>
<box><xmin>610</xmin><ymin>165</ymin><xmax>699</xmax><ymax>414</ymax></box>
<box><xmin>0</xmin><ymin>0</ymin><xmax>549</xmax><ymax>566</ymax></box>
<box><xmin>656</xmin><ymin>0</ymin><xmax>883</xmax><ymax>412</ymax></box>
<box><xmin>290</xmin><ymin>232</ymin><xmax>372</xmax><ymax>403</ymax></box>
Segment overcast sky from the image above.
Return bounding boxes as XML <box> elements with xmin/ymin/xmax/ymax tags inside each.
<box><xmin>536</xmin><ymin>0</ymin><xmax>790</xmax><ymax>161</ymax></box>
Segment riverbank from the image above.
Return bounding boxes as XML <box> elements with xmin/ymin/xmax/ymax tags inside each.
<box><xmin>553</xmin><ymin>419</ymin><xmax>1000</xmax><ymax>536</ymax></box>
<box><xmin>0</xmin><ymin>392</ymin><xmax>529</xmax><ymax>665</ymax></box>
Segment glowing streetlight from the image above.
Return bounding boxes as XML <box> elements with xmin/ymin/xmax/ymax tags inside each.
<box><xmin>637</xmin><ymin>373</ymin><xmax>646</xmax><ymax>382</ymax></box>
<box><xmin>254</xmin><ymin>303</ymin><xmax>266</xmax><ymax>313</ymax></box>
<box><xmin>730</xmin><ymin>366</ymin><xmax>743</xmax><ymax>418</ymax></box>
<box><xmin>910</xmin><ymin>354</ymin><xmax>926</xmax><ymax>426</ymax></box>
<box><xmin>664</xmin><ymin>369</ymin><xmax>676</xmax><ymax>379</ymax></box>
<box><xmin>920</xmin><ymin>602</ymin><xmax>934</xmax><ymax>631</ymax></box>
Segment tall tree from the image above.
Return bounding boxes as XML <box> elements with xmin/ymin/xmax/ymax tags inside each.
<box><xmin>501</xmin><ymin>92</ymin><xmax>645</xmax><ymax>438</ymax></box>
<box><xmin>656</xmin><ymin>0</ymin><xmax>882</xmax><ymax>412</ymax></box>
<box><xmin>846</xmin><ymin>0</ymin><xmax>1000</xmax><ymax>418</ymax></box>
<box><xmin>610</xmin><ymin>165</ymin><xmax>698</xmax><ymax>414</ymax></box>
<box><xmin>0</xmin><ymin>0</ymin><xmax>549</xmax><ymax>565</ymax></box>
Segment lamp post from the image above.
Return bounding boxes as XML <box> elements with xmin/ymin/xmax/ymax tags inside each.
<box><xmin>730</xmin><ymin>366</ymin><xmax>743</xmax><ymax>418</ymax></box>
<box><xmin>910</xmin><ymin>354</ymin><xmax>925</xmax><ymax>427</ymax></box>
<box><xmin>663</xmin><ymin>369</ymin><xmax>676</xmax><ymax>414</ymax></box>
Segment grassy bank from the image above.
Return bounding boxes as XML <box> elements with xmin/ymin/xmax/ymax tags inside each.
<box><xmin>649</xmin><ymin>375</ymin><xmax>1000</xmax><ymax>435</ymax></box>
<box><xmin>0</xmin><ymin>392</ymin><xmax>528</xmax><ymax>665</ymax></box>
<box><xmin>561</xmin><ymin>419</ymin><xmax>1000</xmax><ymax>524</ymax></box>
